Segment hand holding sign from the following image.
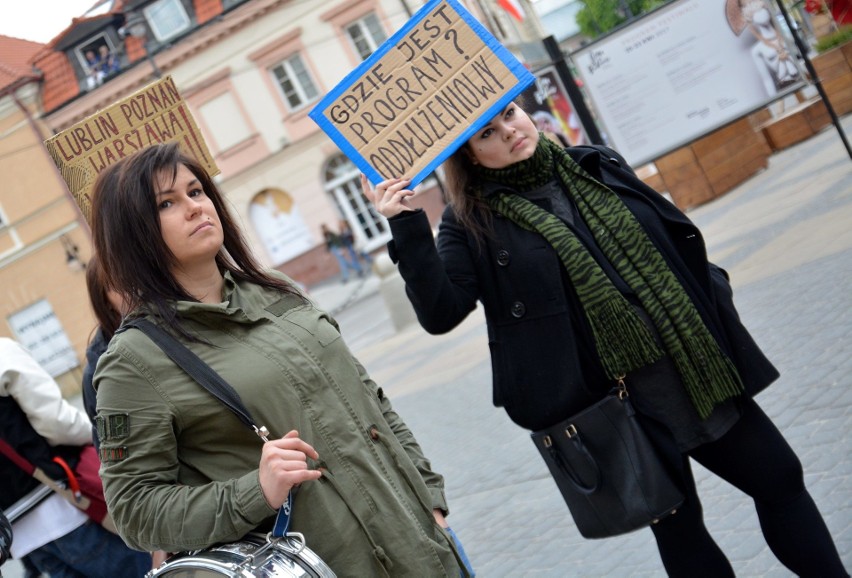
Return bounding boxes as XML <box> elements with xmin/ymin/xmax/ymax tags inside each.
<box><xmin>360</xmin><ymin>174</ymin><xmax>414</xmax><ymax>219</ymax></box>
<box><xmin>310</xmin><ymin>0</ymin><xmax>534</xmax><ymax>188</ymax></box>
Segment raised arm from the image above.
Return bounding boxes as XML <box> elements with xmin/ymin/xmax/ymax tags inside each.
<box><xmin>361</xmin><ymin>176</ymin><xmax>479</xmax><ymax>334</ymax></box>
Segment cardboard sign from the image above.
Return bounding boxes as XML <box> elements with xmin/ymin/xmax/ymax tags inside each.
<box><xmin>309</xmin><ymin>0</ymin><xmax>535</xmax><ymax>186</ymax></box>
<box><xmin>44</xmin><ymin>76</ymin><xmax>217</xmax><ymax>223</ymax></box>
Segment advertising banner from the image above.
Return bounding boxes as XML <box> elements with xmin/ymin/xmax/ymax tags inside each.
<box><xmin>521</xmin><ymin>66</ymin><xmax>586</xmax><ymax>147</ymax></box>
<box><xmin>309</xmin><ymin>0</ymin><xmax>535</xmax><ymax>186</ymax></box>
<box><xmin>44</xmin><ymin>76</ymin><xmax>218</xmax><ymax>224</ymax></box>
<box><xmin>572</xmin><ymin>0</ymin><xmax>804</xmax><ymax>166</ymax></box>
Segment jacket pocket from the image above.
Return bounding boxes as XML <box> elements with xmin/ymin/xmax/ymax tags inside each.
<box><xmin>282</xmin><ymin>313</ymin><xmax>342</xmax><ymax>347</ymax></box>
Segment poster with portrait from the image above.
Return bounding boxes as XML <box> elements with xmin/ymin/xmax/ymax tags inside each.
<box><xmin>521</xmin><ymin>66</ymin><xmax>586</xmax><ymax>147</ymax></box>
<box><xmin>571</xmin><ymin>0</ymin><xmax>805</xmax><ymax>166</ymax></box>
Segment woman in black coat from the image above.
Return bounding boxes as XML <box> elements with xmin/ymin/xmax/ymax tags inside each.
<box><xmin>361</xmin><ymin>101</ymin><xmax>847</xmax><ymax>577</ymax></box>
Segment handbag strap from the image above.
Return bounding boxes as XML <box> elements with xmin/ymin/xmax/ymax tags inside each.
<box><xmin>122</xmin><ymin>318</ymin><xmax>292</xmax><ymax>537</ymax></box>
<box><xmin>125</xmin><ymin>319</ymin><xmax>262</xmax><ymax>436</ymax></box>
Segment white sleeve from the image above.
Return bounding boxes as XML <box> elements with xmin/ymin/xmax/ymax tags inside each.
<box><xmin>0</xmin><ymin>339</ymin><xmax>92</xmax><ymax>447</ymax></box>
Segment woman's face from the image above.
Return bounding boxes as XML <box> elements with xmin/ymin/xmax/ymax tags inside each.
<box><xmin>466</xmin><ymin>103</ymin><xmax>539</xmax><ymax>169</ymax></box>
<box><xmin>156</xmin><ymin>163</ymin><xmax>223</xmax><ymax>270</ymax></box>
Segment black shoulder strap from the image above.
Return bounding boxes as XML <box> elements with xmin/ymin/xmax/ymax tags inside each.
<box><xmin>124</xmin><ymin>319</ymin><xmax>267</xmax><ymax>438</ymax></box>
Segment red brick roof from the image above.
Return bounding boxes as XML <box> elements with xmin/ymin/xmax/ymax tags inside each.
<box><xmin>28</xmin><ymin>1</ymin><xmax>126</xmax><ymax>112</ymax></box>
<box><xmin>3</xmin><ymin>0</ymin><xmax>229</xmax><ymax>110</ymax></box>
<box><xmin>34</xmin><ymin>51</ymin><xmax>80</xmax><ymax>113</ymax></box>
<box><xmin>0</xmin><ymin>35</ymin><xmax>43</xmax><ymax>92</ymax></box>
<box><xmin>195</xmin><ymin>0</ymin><xmax>225</xmax><ymax>26</ymax></box>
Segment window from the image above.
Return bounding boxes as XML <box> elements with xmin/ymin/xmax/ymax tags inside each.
<box><xmin>8</xmin><ymin>300</ymin><xmax>79</xmax><ymax>377</ymax></box>
<box><xmin>270</xmin><ymin>54</ymin><xmax>319</xmax><ymax>111</ymax></box>
<box><xmin>145</xmin><ymin>0</ymin><xmax>191</xmax><ymax>41</ymax></box>
<box><xmin>75</xmin><ymin>34</ymin><xmax>120</xmax><ymax>90</ymax></box>
<box><xmin>323</xmin><ymin>155</ymin><xmax>389</xmax><ymax>251</ymax></box>
<box><xmin>345</xmin><ymin>13</ymin><xmax>386</xmax><ymax>61</ymax></box>
<box><xmin>198</xmin><ymin>92</ymin><xmax>252</xmax><ymax>152</ymax></box>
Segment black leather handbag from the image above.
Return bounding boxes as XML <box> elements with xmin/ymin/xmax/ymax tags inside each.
<box><xmin>531</xmin><ymin>378</ymin><xmax>684</xmax><ymax>539</ymax></box>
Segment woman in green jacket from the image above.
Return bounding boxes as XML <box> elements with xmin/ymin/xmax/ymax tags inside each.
<box><xmin>89</xmin><ymin>143</ymin><xmax>471</xmax><ymax>577</ymax></box>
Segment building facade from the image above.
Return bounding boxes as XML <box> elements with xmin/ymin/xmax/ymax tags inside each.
<box><xmin>0</xmin><ymin>0</ymin><xmax>553</xmax><ymax>393</ymax></box>
<box><xmin>0</xmin><ymin>36</ymin><xmax>91</xmax><ymax>394</ymax></box>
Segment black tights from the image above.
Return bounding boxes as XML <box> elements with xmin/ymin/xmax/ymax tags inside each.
<box><xmin>648</xmin><ymin>399</ymin><xmax>848</xmax><ymax>578</ymax></box>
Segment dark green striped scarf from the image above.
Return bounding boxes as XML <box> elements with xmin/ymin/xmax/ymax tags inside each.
<box><xmin>478</xmin><ymin>137</ymin><xmax>743</xmax><ymax>419</ymax></box>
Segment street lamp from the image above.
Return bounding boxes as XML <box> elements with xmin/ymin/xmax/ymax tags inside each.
<box><xmin>60</xmin><ymin>235</ymin><xmax>86</xmax><ymax>272</ymax></box>
<box><xmin>119</xmin><ymin>12</ymin><xmax>162</xmax><ymax>78</ymax></box>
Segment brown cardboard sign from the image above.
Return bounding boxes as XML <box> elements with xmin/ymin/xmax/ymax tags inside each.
<box><xmin>309</xmin><ymin>0</ymin><xmax>534</xmax><ymax>186</ymax></box>
<box><xmin>44</xmin><ymin>76</ymin><xmax>217</xmax><ymax>223</ymax></box>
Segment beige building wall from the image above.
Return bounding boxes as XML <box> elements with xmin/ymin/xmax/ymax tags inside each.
<box><xmin>0</xmin><ymin>83</ymin><xmax>94</xmax><ymax>396</ymax></box>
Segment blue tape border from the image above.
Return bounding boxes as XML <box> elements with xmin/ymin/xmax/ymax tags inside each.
<box><xmin>308</xmin><ymin>0</ymin><xmax>535</xmax><ymax>187</ymax></box>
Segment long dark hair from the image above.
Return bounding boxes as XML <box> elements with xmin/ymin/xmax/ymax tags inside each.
<box><xmin>90</xmin><ymin>143</ymin><xmax>304</xmax><ymax>335</ymax></box>
<box><xmin>440</xmin><ymin>97</ymin><xmax>534</xmax><ymax>244</ymax></box>
<box><xmin>85</xmin><ymin>256</ymin><xmax>122</xmax><ymax>341</ymax></box>
<box><xmin>442</xmin><ymin>143</ymin><xmax>492</xmax><ymax>243</ymax></box>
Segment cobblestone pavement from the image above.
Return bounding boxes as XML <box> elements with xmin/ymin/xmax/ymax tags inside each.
<box><xmin>348</xmin><ymin>117</ymin><xmax>852</xmax><ymax>577</ymax></box>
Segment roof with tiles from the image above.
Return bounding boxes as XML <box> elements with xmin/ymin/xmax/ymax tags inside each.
<box><xmin>0</xmin><ymin>35</ymin><xmax>44</xmax><ymax>92</ymax></box>
<box><xmin>4</xmin><ymin>0</ymin><xmax>230</xmax><ymax>111</ymax></box>
<box><xmin>34</xmin><ymin>51</ymin><xmax>81</xmax><ymax>113</ymax></box>
<box><xmin>195</xmin><ymin>0</ymin><xmax>225</xmax><ymax>26</ymax></box>
<box><xmin>29</xmin><ymin>1</ymin><xmax>124</xmax><ymax>113</ymax></box>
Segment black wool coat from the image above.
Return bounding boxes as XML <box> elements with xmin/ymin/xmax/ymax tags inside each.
<box><xmin>388</xmin><ymin>146</ymin><xmax>779</xmax><ymax>431</ymax></box>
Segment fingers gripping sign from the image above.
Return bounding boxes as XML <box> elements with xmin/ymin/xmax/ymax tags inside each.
<box><xmin>361</xmin><ymin>174</ymin><xmax>415</xmax><ymax>219</ymax></box>
<box><xmin>258</xmin><ymin>430</ymin><xmax>322</xmax><ymax>509</ymax></box>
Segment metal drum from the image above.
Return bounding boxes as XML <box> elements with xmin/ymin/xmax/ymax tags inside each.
<box><xmin>146</xmin><ymin>533</ymin><xmax>336</xmax><ymax>578</ymax></box>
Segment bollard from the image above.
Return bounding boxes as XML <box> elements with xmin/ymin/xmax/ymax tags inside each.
<box><xmin>373</xmin><ymin>252</ymin><xmax>418</xmax><ymax>332</ymax></box>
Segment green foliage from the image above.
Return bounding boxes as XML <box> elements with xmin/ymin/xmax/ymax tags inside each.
<box><xmin>814</xmin><ymin>26</ymin><xmax>852</xmax><ymax>53</ymax></box>
<box><xmin>576</xmin><ymin>0</ymin><xmax>668</xmax><ymax>39</ymax></box>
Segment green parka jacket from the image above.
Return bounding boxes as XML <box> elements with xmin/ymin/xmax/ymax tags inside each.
<box><xmin>94</xmin><ymin>272</ymin><xmax>465</xmax><ymax>577</ymax></box>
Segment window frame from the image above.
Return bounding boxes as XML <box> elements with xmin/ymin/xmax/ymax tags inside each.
<box><xmin>74</xmin><ymin>34</ymin><xmax>117</xmax><ymax>74</ymax></box>
<box><xmin>0</xmin><ymin>204</ymin><xmax>23</xmax><ymax>260</ymax></box>
<box><xmin>345</xmin><ymin>12</ymin><xmax>387</xmax><ymax>61</ymax></box>
<box><xmin>269</xmin><ymin>53</ymin><xmax>319</xmax><ymax>112</ymax></box>
<box><xmin>144</xmin><ymin>0</ymin><xmax>192</xmax><ymax>42</ymax></box>
<box><xmin>323</xmin><ymin>155</ymin><xmax>389</xmax><ymax>251</ymax></box>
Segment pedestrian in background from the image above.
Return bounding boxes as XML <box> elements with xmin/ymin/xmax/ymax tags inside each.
<box><xmin>82</xmin><ymin>257</ymin><xmax>124</xmax><ymax>450</ymax></box>
<box><xmin>339</xmin><ymin>219</ymin><xmax>374</xmax><ymax>274</ymax></box>
<box><xmin>321</xmin><ymin>222</ymin><xmax>363</xmax><ymax>283</ymax></box>
<box><xmin>0</xmin><ymin>338</ymin><xmax>152</xmax><ymax>577</ymax></box>
<box><xmin>362</xmin><ymin>100</ymin><xmax>847</xmax><ymax>577</ymax></box>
